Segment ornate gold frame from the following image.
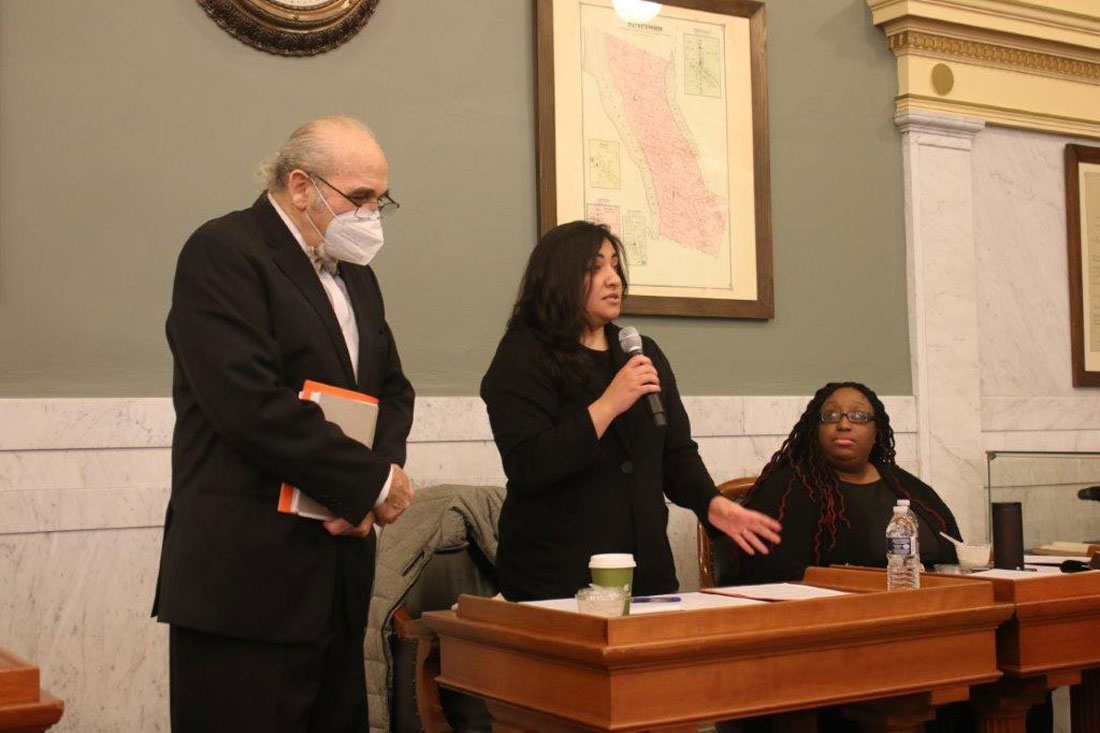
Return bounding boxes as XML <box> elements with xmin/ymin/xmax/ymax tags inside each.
<box><xmin>196</xmin><ymin>0</ymin><xmax>380</xmax><ymax>57</ymax></box>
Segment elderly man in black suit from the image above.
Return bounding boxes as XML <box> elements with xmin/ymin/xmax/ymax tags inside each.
<box><xmin>153</xmin><ymin>116</ymin><xmax>415</xmax><ymax>732</ymax></box>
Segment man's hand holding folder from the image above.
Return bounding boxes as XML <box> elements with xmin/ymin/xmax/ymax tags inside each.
<box><xmin>322</xmin><ymin>465</ymin><xmax>414</xmax><ymax>537</ymax></box>
<box><xmin>280</xmin><ymin>380</ymin><xmax>415</xmax><ymax>530</ymax></box>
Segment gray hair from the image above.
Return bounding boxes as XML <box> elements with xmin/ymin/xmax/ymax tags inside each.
<box><xmin>256</xmin><ymin>116</ymin><xmax>374</xmax><ymax>191</ymax></box>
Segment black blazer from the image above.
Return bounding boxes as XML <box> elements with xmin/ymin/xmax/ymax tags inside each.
<box><xmin>724</xmin><ymin>464</ymin><xmax>962</xmax><ymax>585</ymax></box>
<box><xmin>480</xmin><ymin>324</ymin><xmax>718</xmax><ymax>601</ymax></box>
<box><xmin>153</xmin><ymin>195</ymin><xmax>414</xmax><ymax>643</ymax></box>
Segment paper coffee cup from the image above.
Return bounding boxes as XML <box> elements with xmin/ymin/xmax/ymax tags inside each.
<box><xmin>589</xmin><ymin>553</ymin><xmax>635</xmax><ymax>615</ymax></box>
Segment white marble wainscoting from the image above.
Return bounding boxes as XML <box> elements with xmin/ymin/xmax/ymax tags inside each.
<box><xmin>982</xmin><ymin>397</ymin><xmax>1100</xmax><ymax>456</ymax></box>
<box><xmin>0</xmin><ymin>394</ymin><xmax>915</xmax><ymax>731</ymax></box>
<box><xmin>980</xmin><ymin>396</ymin><xmax>1100</xmax><ymax>547</ymax></box>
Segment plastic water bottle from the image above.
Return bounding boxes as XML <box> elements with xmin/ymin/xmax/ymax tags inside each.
<box><xmin>886</xmin><ymin>506</ymin><xmax>920</xmax><ymax>590</ymax></box>
<box><xmin>896</xmin><ymin>499</ymin><xmax>919</xmax><ymax>553</ymax></box>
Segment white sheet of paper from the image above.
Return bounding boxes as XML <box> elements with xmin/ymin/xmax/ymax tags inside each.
<box><xmin>519</xmin><ymin>597</ymin><xmax>586</xmax><ymax>613</ymax></box>
<box><xmin>1026</xmin><ymin>564</ymin><xmax>1065</xmax><ymax>575</ymax></box>
<box><xmin>972</xmin><ymin>569</ymin><xmax>1047</xmax><ymax>579</ymax></box>
<box><xmin>1025</xmin><ymin>554</ymin><xmax>1084</xmax><ymax>565</ymax></box>
<box><xmin>519</xmin><ymin>591</ymin><xmax>765</xmax><ymax>615</ymax></box>
<box><xmin>628</xmin><ymin>592</ymin><xmax>764</xmax><ymax>614</ymax></box>
<box><xmin>705</xmin><ymin>583</ymin><xmax>850</xmax><ymax>602</ymax></box>
<box><xmin>1034</xmin><ymin>541</ymin><xmax>1093</xmax><ymax>555</ymax></box>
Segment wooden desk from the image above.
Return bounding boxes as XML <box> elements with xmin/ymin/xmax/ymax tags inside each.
<box><xmin>964</xmin><ymin>571</ymin><xmax>1100</xmax><ymax>732</ymax></box>
<box><xmin>0</xmin><ymin>647</ymin><xmax>63</xmax><ymax>733</ymax></box>
<box><xmin>423</xmin><ymin>567</ymin><xmax>1012</xmax><ymax>732</ymax></box>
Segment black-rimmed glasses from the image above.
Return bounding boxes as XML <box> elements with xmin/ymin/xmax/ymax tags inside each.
<box><xmin>313</xmin><ymin>174</ymin><xmax>400</xmax><ymax>220</ymax></box>
<box><xmin>820</xmin><ymin>410</ymin><xmax>876</xmax><ymax>424</ymax></box>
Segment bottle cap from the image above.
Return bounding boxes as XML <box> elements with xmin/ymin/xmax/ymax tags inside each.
<box><xmin>897</xmin><ymin>499</ymin><xmax>910</xmax><ymax>507</ymax></box>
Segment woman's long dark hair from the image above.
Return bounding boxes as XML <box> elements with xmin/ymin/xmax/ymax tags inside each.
<box><xmin>507</xmin><ymin>221</ymin><xmax>628</xmax><ymax>384</ymax></box>
<box><xmin>743</xmin><ymin>381</ymin><xmax>950</xmax><ymax>562</ymax></box>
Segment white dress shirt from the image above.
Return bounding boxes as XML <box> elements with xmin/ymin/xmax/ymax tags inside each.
<box><xmin>268</xmin><ymin>193</ymin><xmax>392</xmax><ymax>510</ymax></box>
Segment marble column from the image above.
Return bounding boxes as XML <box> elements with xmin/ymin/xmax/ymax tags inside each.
<box><xmin>896</xmin><ymin>110</ymin><xmax>988</xmax><ymax>543</ymax></box>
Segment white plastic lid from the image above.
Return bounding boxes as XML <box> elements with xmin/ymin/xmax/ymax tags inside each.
<box><xmin>897</xmin><ymin>499</ymin><xmax>911</xmax><ymax>507</ymax></box>
<box><xmin>589</xmin><ymin>553</ymin><xmax>636</xmax><ymax>568</ymax></box>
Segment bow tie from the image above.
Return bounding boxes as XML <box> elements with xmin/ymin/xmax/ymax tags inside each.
<box><xmin>307</xmin><ymin>246</ymin><xmax>339</xmax><ymax>276</ymax></box>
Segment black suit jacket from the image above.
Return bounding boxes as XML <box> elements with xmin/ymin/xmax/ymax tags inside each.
<box><xmin>480</xmin><ymin>324</ymin><xmax>718</xmax><ymax>601</ymax></box>
<box><xmin>153</xmin><ymin>195</ymin><xmax>414</xmax><ymax>643</ymax></box>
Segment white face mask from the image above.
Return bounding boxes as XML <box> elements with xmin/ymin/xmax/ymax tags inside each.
<box><xmin>307</xmin><ymin>180</ymin><xmax>385</xmax><ymax>266</ymax></box>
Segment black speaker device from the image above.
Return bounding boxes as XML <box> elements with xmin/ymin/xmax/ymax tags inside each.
<box><xmin>991</xmin><ymin>502</ymin><xmax>1026</xmax><ymax>571</ymax></box>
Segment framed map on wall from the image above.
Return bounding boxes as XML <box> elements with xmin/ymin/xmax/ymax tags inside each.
<box><xmin>1067</xmin><ymin>144</ymin><xmax>1100</xmax><ymax>387</ymax></box>
<box><xmin>536</xmin><ymin>0</ymin><xmax>772</xmax><ymax>319</ymax></box>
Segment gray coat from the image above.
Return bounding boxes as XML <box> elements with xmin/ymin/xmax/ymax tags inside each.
<box><xmin>365</xmin><ymin>483</ymin><xmax>505</xmax><ymax>733</ymax></box>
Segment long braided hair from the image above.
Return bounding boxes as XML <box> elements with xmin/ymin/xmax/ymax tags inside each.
<box><xmin>743</xmin><ymin>382</ymin><xmax>951</xmax><ymax>563</ymax></box>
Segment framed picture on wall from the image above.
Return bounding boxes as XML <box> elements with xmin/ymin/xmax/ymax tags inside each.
<box><xmin>1067</xmin><ymin>144</ymin><xmax>1100</xmax><ymax>387</ymax></box>
<box><xmin>536</xmin><ymin>0</ymin><xmax>773</xmax><ymax>319</ymax></box>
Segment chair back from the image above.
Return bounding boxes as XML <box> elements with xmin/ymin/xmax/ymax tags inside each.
<box><xmin>697</xmin><ymin>476</ymin><xmax>757</xmax><ymax>589</ymax></box>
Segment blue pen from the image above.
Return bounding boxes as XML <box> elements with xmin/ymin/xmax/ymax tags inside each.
<box><xmin>632</xmin><ymin>596</ymin><xmax>681</xmax><ymax>603</ymax></box>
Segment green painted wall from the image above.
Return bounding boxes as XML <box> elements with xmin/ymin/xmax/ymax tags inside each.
<box><xmin>0</xmin><ymin>0</ymin><xmax>910</xmax><ymax>397</ymax></box>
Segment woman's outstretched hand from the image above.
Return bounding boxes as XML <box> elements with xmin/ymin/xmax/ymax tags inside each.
<box><xmin>708</xmin><ymin>496</ymin><xmax>782</xmax><ymax>555</ymax></box>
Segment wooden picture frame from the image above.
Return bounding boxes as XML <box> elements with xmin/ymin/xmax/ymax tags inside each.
<box><xmin>1066</xmin><ymin>144</ymin><xmax>1100</xmax><ymax>387</ymax></box>
<box><xmin>536</xmin><ymin>0</ymin><xmax>773</xmax><ymax>319</ymax></box>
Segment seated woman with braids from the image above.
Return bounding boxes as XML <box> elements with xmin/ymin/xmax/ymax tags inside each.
<box><xmin>726</xmin><ymin>381</ymin><xmax>961</xmax><ymax>585</ymax></box>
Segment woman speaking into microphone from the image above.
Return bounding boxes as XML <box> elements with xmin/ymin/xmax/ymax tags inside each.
<box><xmin>480</xmin><ymin>221</ymin><xmax>781</xmax><ymax>601</ymax></box>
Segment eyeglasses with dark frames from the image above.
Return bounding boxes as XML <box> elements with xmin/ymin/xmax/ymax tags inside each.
<box><xmin>819</xmin><ymin>409</ymin><xmax>876</xmax><ymax>425</ymax></box>
<box><xmin>313</xmin><ymin>174</ymin><xmax>400</xmax><ymax>220</ymax></box>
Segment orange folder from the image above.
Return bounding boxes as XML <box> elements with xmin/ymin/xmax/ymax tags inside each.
<box><xmin>278</xmin><ymin>380</ymin><xmax>379</xmax><ymax>520</ymax></box>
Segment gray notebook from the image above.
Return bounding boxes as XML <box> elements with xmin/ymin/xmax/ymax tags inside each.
<box><xmin>278</xmin><ymin>382</ymin><xmax>378</xmax><ymax>521</ymax></box>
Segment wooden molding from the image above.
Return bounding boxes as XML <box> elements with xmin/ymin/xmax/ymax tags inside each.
<box><xmin>423</xmin><ymin>568</ymin><xmax>1011</xmax><ymax>730</ymax></box>
<box><xmin>1066</xmin><ymin>143</ymin><xmax>1100</xmax><ymax>387</ymax></box>
<box><xmin>867</xmin><ymin>0</ymin><xmax>1100</xmax><ymax>137</ymax></box>
<box><xmin>0</xmin><ymin>647</ymin><xmax>63</xmax><ymax>731</ymax></box>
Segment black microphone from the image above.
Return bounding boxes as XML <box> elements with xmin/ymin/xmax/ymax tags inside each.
<box><xmin>618</xmin><ymin>327</ymin><xmax>667</xmax><ymax>427</ymax></box>
<box><xmin>1078</xmin><ymin>486</ymin><xmax>1100</xmax><ymax>501</ymax></box>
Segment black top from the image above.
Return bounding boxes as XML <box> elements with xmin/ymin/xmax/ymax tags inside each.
<box><xmin>719</xmin><ymin>464</ymin><xmax>961</xmax><ymax>586</ymax></box>
<box><xmin>481</xmin><ymin>325</ymin><xmax>720</xmax><ymax>601</ymax></box>
<box><xmin>579</xmin><ymin>345</ymin><xmax>616</xmax><ymax>388</ymax></box>
<box><xmin>837</xmin><ymin>480</ymin><xmax>941</xmax><ymax>567</ymax></box>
